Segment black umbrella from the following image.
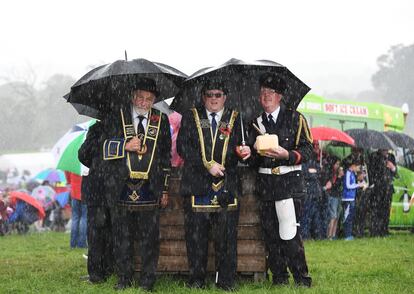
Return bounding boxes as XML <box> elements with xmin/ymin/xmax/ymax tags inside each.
<box><xmin>65</xmin><ymin>58</ymin><xmax>187</xmax><ymax>118</ymax></box>
<box><xmin>170</xmin><ymin>58</ymin><xmax>310</xmax><ymax>121</ymax></box>
<box><xmin>345</xmin><ymin>129</ymin><xmax>396</xmax><ymax>150</ymax></box>
<box><xmin>384</xmin><ymin>131</ymin><xmax>414</xmax><ymax>149</ymax></box>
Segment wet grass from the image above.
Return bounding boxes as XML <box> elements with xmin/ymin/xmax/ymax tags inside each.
<box><xmin>0</xmin><ymin>231</ymin><xmax>413</xmax><ymax>293</ymax></box>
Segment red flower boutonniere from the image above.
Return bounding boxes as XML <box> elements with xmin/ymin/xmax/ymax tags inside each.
<box><xmin>150</xmin><ymin>114</ymin><xmax>160</xmax><ymax>123</ymax></box>
<box><xmin>219</xmin><ymin>127</ymin><xmax>232</xmax><ymax>139</ymax></box>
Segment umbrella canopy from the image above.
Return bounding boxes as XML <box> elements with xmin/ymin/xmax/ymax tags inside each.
<box><xmin>9</xmin><ymin>191</ymin><xmax>46</xmax><ymax>219</ymax></box>
<box><xmin>170</xmin><ymin>58</ymin><xmax>310</xmax><ymax>121</ymax></box>
<box><xmin>65</xmin><ymin>58</ymin><xmax>187</xmax><ymax>118</ymax></box>
<box><xmin>55</xmin><ymin>191</ymin><xmax>70</xmax><ymax>207</ymax></box>
<box><xmin>33</xmin><ymin>168</ymin><xmax>66</xmax><ymax>185</ymax></box>
<box><xmin>384</xmin><ymin>131</ymin><xmax>414</xmax><ymax>149</ymax></box>
<box><xmin>31</xmin><ymin>185</ymin><xmax>56</xmax><ymax>209</ymax></box>
<box><xmin>311</xmin><ymin>126</ymin><xmax>355</xmax><ymax>146</ymax></box>
<box><xmin>52</xmin><ymin>120</ymin><xmax>96</xmax><ymax>175</ymax></box>
<box><xmin>345</xmin><ymin>129</ymin><xmax>396</xmax><ymax>150</ymax></box>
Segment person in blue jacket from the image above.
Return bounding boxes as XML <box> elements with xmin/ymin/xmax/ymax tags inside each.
<box><xmin>342</xmin><ymin>160</ymin><xmax>366</xmax><ymax>240</ymax></box>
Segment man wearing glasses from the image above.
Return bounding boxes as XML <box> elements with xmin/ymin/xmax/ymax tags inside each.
<box><xmin>247</xmin><ymin>73</ymin><xmax>313</xmax><ymax>287</ymax></box>
<box><xmin>177</xmin><ymin>81</ymin><xmax>250</xmax><ymax>291</ymax></box>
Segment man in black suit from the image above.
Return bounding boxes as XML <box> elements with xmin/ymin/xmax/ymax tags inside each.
<box><xmin>247</xmin><ymin>73</ymin><xmax>313</xmax><ymax>287</ymax></box>
<box><xmin>177</xmin><ymin>81</ymin><xmax>250</xmax><ymax>291</ymax></box>
<box><xmin>85</xmin><ymin>78</ymin><xmax>171</xmax><ymax>291</ymax></box>
<box><xmin>79</xmin><ymin>121</ymin><xmax>114</xmax><ymax>284</ymax></box>
<box><xmin>368</xmin><ymin>149</ymin><xmax>397</xmax><ymax>237</ymax></box>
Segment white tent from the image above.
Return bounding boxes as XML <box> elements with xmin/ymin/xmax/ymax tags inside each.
<box><xmin>0</xmin><ymin>152</ymin><xmax>55</xmax><ymax>180</ymax></box>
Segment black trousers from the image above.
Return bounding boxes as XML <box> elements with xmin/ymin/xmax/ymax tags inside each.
<box><xmin>370</xmin><ymin>185</ymin><xmax>393</xmax><ymax>237</ymax></box>
<box><xmin>260</xmin><ymin>198</ymin><xmax>311</xmax><ymax>285</ymax></box>
<box><xmin>87</xmin><ymin>205</ymin><xmax>114</xmax><ymax>281</ymax></box>
<box><xmin>112</xmin><ymin>206</ymin><xmax>160</xmax><ymax>287</ymax></box>
<box><xmin>354</xmin><ymin>190</ymin><xmax>369</xmax><ymax>237</ymax></box>
<box><xmin>183</xmin><ymin>198</ymin><xmax>239</xmax><ymax>287</ymax></box>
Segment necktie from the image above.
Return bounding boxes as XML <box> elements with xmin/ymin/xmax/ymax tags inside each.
<box><xmin>137</xmin><ymin>115</ymin><xmax>145</xmax><ymax>136</ymax></box>
<box><xmin>210</xmin><ymin>112</ymin><xmax>217</xmax><ymax>134</ymax></box>
<box><xmin>268</xmin><ymin>114</ymin><xmax>276</xmax><ymax>131</ymax></box>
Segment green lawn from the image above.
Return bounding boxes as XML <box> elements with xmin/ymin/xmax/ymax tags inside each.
<box><xmin>1</xmin><ymin>231</ymin><xmax>413</xmax><ymax>293</ymax></box>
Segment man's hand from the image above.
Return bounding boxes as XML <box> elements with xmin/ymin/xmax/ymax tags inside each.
<box><xmin>386</xmin><ymin>160</ymin><xmax>396</xmax><ymax>172</ymax></box>
<box><xmin>160</xmin><ymin>192</ymin><xmax>168</xmax><ymax>208</ymax></box>
<box><xmin>236</xmin><ymin>145</ymin><xmax>251</xmax><ymax>160</ymax></box>
<box><xmin>125</xmin><ymin>136</ymin><xmax>141</xmax><ymax>152</ymax></box>
<box><xmin>264</xmin><ymin>146</ymin><xmax>289</xmax><ymax>160</ymax></box>
<box><xmin>325</xmin><ymin>180</ymin><xmax>332</xmax><ymax>190</ymax></box>
<box><xmin>208</xmin><ymin>163</ymin><xmax>225</xmax><ymax>177</ymax></box>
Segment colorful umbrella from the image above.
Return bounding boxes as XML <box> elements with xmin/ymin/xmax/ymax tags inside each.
<box><xmin>9</xmin><ymin>191</ymin><xmax>46</xmax><ymax>219</ymax></box>
<box><xmin>52</xmin><ymin>120</ymin><xmax>96</xmax><ymax>175</ymax></box>
<box><xmin>55</xmin><ymin>191</ymin><xmax>70</xmax><ymax>207</ymax></box>
<box><xmin>311</xmin><ymin>126</ymin><xmax>355</xmax><ymax>146</ymax></box>
<box><xmin>31</xmin><ymin>185</ymin><xmax>56</xmax><ymax>209</ymax></box>
<box><xmin>33</xmin><ymin>168</ymin><xmax>66</xmax><ymax>185</ymax></box>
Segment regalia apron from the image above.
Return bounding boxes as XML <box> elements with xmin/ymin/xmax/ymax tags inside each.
<box><xmin>118</xmin><ymin>108</ymin><xmax>163</xmax><ymax>210</ymax></box>
<box><xmin>191</xmin><ymin>107</ymin><xmax>239</xmax><ymax>212</ymax></box>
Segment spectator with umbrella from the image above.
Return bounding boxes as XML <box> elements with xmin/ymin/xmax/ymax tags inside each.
<box><xmin>368</xmin><ymin>149</ymin><xmax>397</xmax><ymax>237</ymax></box>
<box><xmin>65</xmin><ymin>171</ymin><xmax>87</xmax><ymax>248</ymax></box>
<box><xmin>79</xmin><ymin>122</ymin><xmax>114</xmax><ymax>284</ymax></box>
<box><xmin>6</xmin><ymin>191</ymin><xmax>45</xmax><ymax>234</ymax></box>
<box><xmin>323</xmin><ymin>156</ymin><xmax>344</xmax><ymax>240</ymax></box>
<box><xmin>342</xmin><ymin>158</ymin><xmax>367</xmax><ymax>241</ymax></box>
<box><xmin>301</xmin><ymin>141</ymin><xmax>323</xmax><ymax>240</ymax></box>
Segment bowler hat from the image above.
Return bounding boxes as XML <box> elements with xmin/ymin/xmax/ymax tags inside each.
<box><xmin>259</xmin><ymin>73</ymin><xmax>287</xmax><ymax>94</ymax></box>
<box><xmin>132</xmin><ymin>78</ymin><xmax>159</xmax><ymax>96</ymax></box>
<box><xmin>201</xmin><ymin>80</ymin><xmax>228</xmax><ymax>95</ymax></box>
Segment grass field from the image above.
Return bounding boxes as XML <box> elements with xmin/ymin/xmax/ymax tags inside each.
<box><xmin>1</xmin><ymin>231</ymin><xmax>414</xmax><ymax>293</ymax></box>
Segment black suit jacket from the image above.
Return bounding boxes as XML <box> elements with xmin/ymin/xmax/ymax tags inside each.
<box><xmin>247</xmin><ymin>104</ymin><xmax>313</xmax><ymax>201</ymax></box>
<box><xmin>177</xmin><ymin>106</ymin><xmax>245</xmax><ymax>197</ymax></box>
<box><xmin>78</xmin><ymin>122</ymin><xmax>106</xmax><ymax>206</ymax></box>
<box><xmin>80</xmin><ymin>107</ymin><xmax>171</xmax><ymax>207</ymax></box>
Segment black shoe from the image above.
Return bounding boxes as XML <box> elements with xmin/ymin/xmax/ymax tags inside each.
<box><xmin>294</xmin><ymin>277</ymin><xmax>312</xmax><ymax>288</ymax></box>
<box><xmin>140</xmin><ymin>284</ymin><xmax>154</xmax><ymax>292</ymax></box>
<box><xmin>187</xmin><ymin>280</ymin><xmax>206</xmax><ymax>289</ymax></box>
<box><xmin>114</xmin><ymin>279</ymin><xmax>132</xmax><ymax>291</ymax></box>
<box><xmin>272</xmin><ymin>278</ymin><xmax>289</xmax><ymax>286</ymax></box>
<box><xmin>81</xmin><ymin>275</ymin><xmax>106</xmax><ymax>284</ymax></box>
<box><xmin>216</xmin><ymin>283</ymin><xmax>236</xmax><ymax>291</ymax></box>
<box><xmin>80</xmin><ymin>275</ymin><xmax>90</xmax><ymax>281</ymax></box>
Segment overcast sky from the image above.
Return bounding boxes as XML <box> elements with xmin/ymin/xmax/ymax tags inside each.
<box><xmin>1</xmin><ymin>0</ymin><xmax>413</xmax><ymax>97</ymax></box>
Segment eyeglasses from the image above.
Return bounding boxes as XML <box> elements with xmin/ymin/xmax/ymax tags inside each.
<box><xmin>204</xmin><ymin>92</ymin><xmax>225</xmax><ymax>98</ymax></box>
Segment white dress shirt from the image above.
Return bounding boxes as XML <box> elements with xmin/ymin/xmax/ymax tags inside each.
<box><xmin>131</xmin><ymin>106</ymin><xmax>149</xmax><ymax>131</ymax></box>
<box><xmin>265</xmin><ymin>106</ymin><xmax>281</xmax><ymax>124</ymax></box>
<box><xmin>206</xmin><ymin>108</ymin><xmax>224</xmax><ymax>125</ymax></box>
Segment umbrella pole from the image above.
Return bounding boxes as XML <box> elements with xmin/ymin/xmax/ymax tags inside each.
<box><xmin>319</xmin><ymin>140</ymin><xmax>322</xmax><ymax>168</ymax></box>
<box><xmin>240</xmin><ymin>112</ymin><xmax>246</xmax><ymax>146</ymax></box>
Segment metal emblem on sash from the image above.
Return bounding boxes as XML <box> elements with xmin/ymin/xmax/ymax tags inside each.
<box><xmin>125</xmin><ymin>125</ymin><xmax>135</xmax><ymax>138</ymax></box>
<box><xmin>147</xmin><ymin>126</ymin><xmax>157</xmax><ymax>137</ymax></box>
<box><xmin>136</xmin><ymin>133</ymin><xmax>147</xmax><ymax>155</ymax></box>
<box><xmin>200</xmin><ymin>119</ymin><xmax>210</xmax><ymax>128</ymax></box>
<box><xmin>211</xmin><ymin>195</ymin><xmax>219</xmax><ymax>205</ymax></box>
